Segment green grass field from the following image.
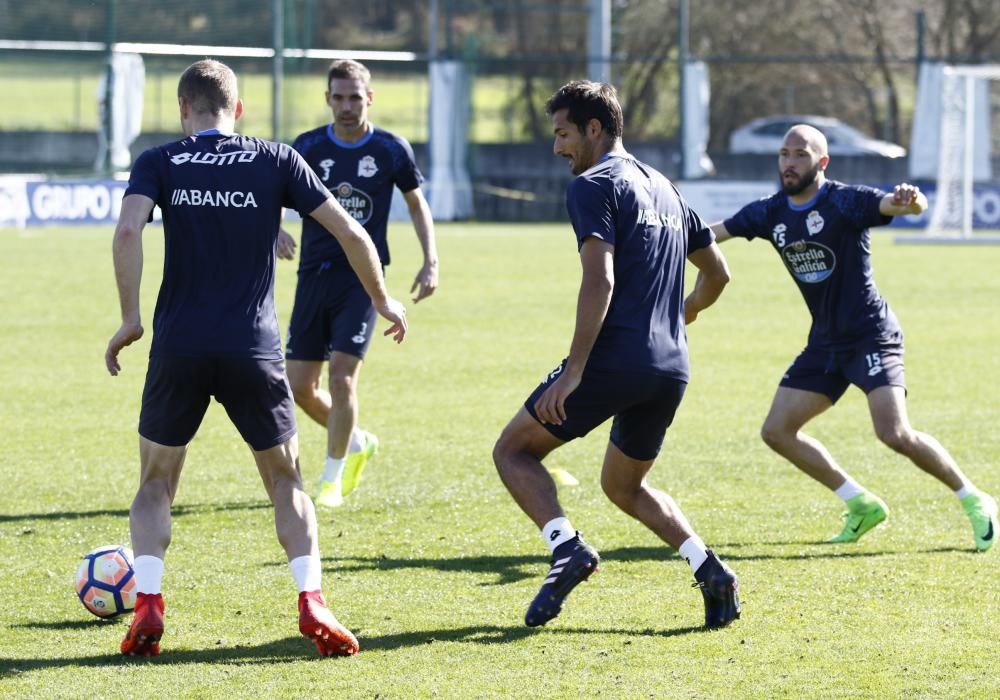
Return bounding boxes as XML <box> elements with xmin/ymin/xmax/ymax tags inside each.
<box><xmin>0</xmin><ymin>223</ymin><xmax>998</xmax><ymax>698</ymax></box>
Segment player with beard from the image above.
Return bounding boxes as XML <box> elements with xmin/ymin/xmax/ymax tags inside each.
<box><xmin>494</xmin><ymin>81</ymin><xmax>740</xmax><ymax>631</ymax></box>
<box><xmin>709</xmin><ymin>124</ymin><xmax>997</xmax><ymax>550</ymax></box>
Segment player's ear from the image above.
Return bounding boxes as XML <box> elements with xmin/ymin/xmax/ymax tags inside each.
<box><xmin>587</xmin><ymin>117</ymin><xmax>602</xmax><ymax>139</ymax></box>
<box><xmin>818</xmin><ymin>154</ymin><xmax>830</xmax><ymax>171</ymax></box>
<box><xmin>324</xmin><ymin>90</ymin><xmax>333</xmax><ymax>106</ymax></box>
<box><xmin>366</xmin><ymin>88</ymin><xmax>374</xmax><ymax>105</ymax></box>
<box><xmin>234</xmin><ymin>98</ymin><xmax>244</xmax><ymax>121</ymax></box>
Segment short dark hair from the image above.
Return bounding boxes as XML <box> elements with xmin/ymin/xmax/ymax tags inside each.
<box><xmin>327</xmin><ymin>59</ymin><xmax>371</xmax><ymax>90</ymax></box>
<box><xmin>544</xmin><ymin>80</ymin><xmax>623</xmax><ymax>139</ymax></box>
<box><xmin>177</xmin><ymin>59</ymin><xmax>238</xmax><ymax>115</ymax></box>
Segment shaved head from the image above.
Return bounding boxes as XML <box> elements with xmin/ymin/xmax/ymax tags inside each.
<box><xmin>783</xmin><ymin>124</ymin><xmax>828</xmax><ymax>157</ymax></box>
<box><xmin>778</xmin><ymin>124</ymin><xmax>829</xmax><ymax>198</ymax></box>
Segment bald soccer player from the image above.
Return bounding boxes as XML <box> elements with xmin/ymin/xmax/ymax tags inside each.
<box><xmin>709</xmin><ymin>124</ymin><xmax>997</xmax><ymax>551</ymax></box>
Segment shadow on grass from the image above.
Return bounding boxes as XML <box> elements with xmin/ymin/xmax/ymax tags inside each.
<box><xmin>307</xmin><ymin>543</ymin><xmax>976</xmax><ymax>585</ymax></box>
<box><xmin>359</xmin><ymin>622</ymin><xmax>706</xmax><ymax>651</ymax></box>
<box><xmin>11</xmin><ymin>619</ymin><xmax>124</xmax><ymax>631</ymax></box>
<box><xmin>0</xmin><ymin>500</ymin><xmax>272</xmax><ymax>524</ymax></box>
<box><xmin>0</xmin><ymin>623</ymin><xmax>705</xmax><ymax>677</ymax></box>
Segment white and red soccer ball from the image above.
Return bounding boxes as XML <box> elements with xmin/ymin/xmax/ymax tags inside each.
<box><xmin>75</xmin><ymin>545</ymin><xmax>137</xmax><ymax>618</ymax></box>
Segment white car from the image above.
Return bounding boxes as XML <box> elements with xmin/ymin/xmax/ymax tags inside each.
<box><xmin>729</xmin><ymin>115</ymin><xmax>907</xmax><ymax>158</ymax></box>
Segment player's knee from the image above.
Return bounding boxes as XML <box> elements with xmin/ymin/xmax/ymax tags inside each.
<box><xmin>492</xmin><ymin>426</ymin><xmax>534</xmax><ymax>473</ymax></box>
<box><xmin>875</xmin><ymin>424</ymin><xmax>912</xmax><ymax>453</ymax></box>
<box><xmin>600</xmin><ymin>476</ymin><xmax>637</xmax><ymax>513</ymax></box>
<box><xmin>327</xmin><ymin>372</ymin><xmax>356</xmax><ymax>401</ymax></box>
<box><xmin>760</xmin><ymin>421</ymin><xmax>787</xmax><ymax>450</ymax></box>
<box><xmin>287</xmin><ymin>373</ymin><xmax>316</xmax><ymax>404</ymax></box>
<box><xmin>600</xmin><ymin>467</ymin><xmax>647</xmax><ymax>512</ymax></box>
<box><xmin>492</xmin><ymin>430</ymin><xmax>514</xmax><ymax>470</ymax></box>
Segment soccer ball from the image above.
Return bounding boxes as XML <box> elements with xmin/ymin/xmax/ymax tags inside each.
<box><xmin>74</xmin><ymin>545</ymin><xmax>137</xmax><ymax>618</ymax></box>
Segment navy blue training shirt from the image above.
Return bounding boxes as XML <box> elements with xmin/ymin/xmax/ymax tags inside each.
<box><xmin>723</xmin><ymin>180</ymin><xmax>901</xmax><ymax>348</ymax></box>
<box><xmin>291</xmin><ymin>124</ymin><xmax>423</xmax><ymax>272</ymax></box>
<box><xmin>125</xmin><ymin>132</ymin><xmax>332</xmax><ymax>359</ymax></box>
<box><xmin>567</xmin><ymin>152</ymin><xmax>714</xmax><ymax>380</ymax></box>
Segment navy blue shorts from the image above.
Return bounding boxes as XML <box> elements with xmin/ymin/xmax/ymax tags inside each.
<box><xmin>524</xmin><ymin>359</ymin><xmax>687</xmax><ymax>461</ymax></box>
<box><xmin>285</xmin><ymin>263</ymin><xmax>378</xmax><ymax>361</ymax></box>
<box><xmin>780</xmin><ymin>333</ymin><xmax>906</xmax><ymax>404</ymax></box>
<box><xmin>138</xmin><ymin>355</ymin><xmax>297</xmax><ymax>451</ymax></box>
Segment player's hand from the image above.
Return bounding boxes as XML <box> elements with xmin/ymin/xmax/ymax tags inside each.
<box><xmin>891</xmin><ymin>183</ymin><xmax>921</xmax><ymax>213</ymax></box>
<box><xmin>534</xmin><ymin>369</ymin><xmax>581</xmax><ymax>426</ymax></box>
<box><xmin>684</xmin><ymin>296</ymin><xmax>700</xmax><ymax>325</ymax></box>
<box><xmin>276</xmin><ymin>228</ymin><xmax>297</xmax><ymax>261</ymax></box>
<box><xmin>411</xmin><ymin>259</ymin><xmax>439</xmax><ymax>303</ymax></box>
<box><xmin>376</xmin><ymin>296</ymin><xmax>407</xmax><ymax>343</ymax></box>
<box><xmin>105</xmin><ymin>321</ymin><xmax>144</xmax><ymax>376</ymax></box>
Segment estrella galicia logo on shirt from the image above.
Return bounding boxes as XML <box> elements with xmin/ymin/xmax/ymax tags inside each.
<box><xmin>169</xmin><ymin>151</ymin><xmax>258</xmax><ymax>166</ymax></box>
<box><xmin>334</xmin><ymin>182</ymin><xmax>373</xmax><ymax>224</ymax></box>
<box><xmin>806</xmin><ymin>210</ymin><xmax>825</xmax><ymax>236</ymax></box>
<box><xmin>781</xmin><ymin>240</ymin><xmax>835</xmax><ymax>283</ymax></box>
<box><xmin>357</xmin><ymin>155</ymin><xmax>378</xmax><ymax>178</ymax></box>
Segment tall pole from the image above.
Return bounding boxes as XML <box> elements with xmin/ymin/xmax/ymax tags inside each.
<box><xmin>678</xmin><ymin>0</ymin><xmax>689</xmax><ymax>179</ymax></box>
<box><xmin>272</xmin><ymin>0</ymin><xmax>284</xmax><ymax>141</ymax></box>
<box><xmin>101</xmin><ymin>0</ymin><xmax>117</xmax><ymax>173</ymax></box>
<box><xmin>588</xmin><ymin>0</ymin><xmax>611</xmax><ymax>84</ymax></box>
<box><xmin>444</xmin><ymin>0</ymin><xmax>454</xmax><ymax>57</ymax></box>
<box><xmin>429</xmin><ymin>0</ymin><xmax>438</xmax><ymax>61</ymax></box>
<box><xmin>915</xmin><ymin>10</ymin><xmax>925</xmax><ymax>68</ymax></box>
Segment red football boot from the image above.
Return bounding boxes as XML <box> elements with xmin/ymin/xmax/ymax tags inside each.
<box><xmin>298</xmin><ymin>590</ymin><xmax>359</xmax><ymax>657</ymax></box>
<box><xmin>121</xmin><ymin>592</ymin><xmax>164</xmax><ymax>656</ymax></box>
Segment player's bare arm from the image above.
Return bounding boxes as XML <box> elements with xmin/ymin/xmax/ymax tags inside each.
<box><xmin>308</xmin><ymin>197</ymin><xmax>408</xmax><ymax>343</ymax></box>
<box><xmin>534</xmin><ymin>236</ymin><xmax>614</xmax><ymax>425</ymax></box>
<box><xmin>403</xmin><ymin>187</ymin><xmax>439</xmax><ymax>303</ymax></box>
<box><xmin>708</xmin><ymin>221</ymin><xmax>734</xmax><ymax>243</ymax></box>
<box><xmin>879</xmin><ymin>183</ymin><xmax>928</xmax><ymax>216</ymax></box>
<box><xmin>684</xmin><ymin>241</ymin><xmax>731</xmax><ymax>325</ymax></box>
<box><xmin>106</xmin><ymin>194</ymin><xmax>155</xmax><ymax>376</ymax></box>
<box><xmin>276</xmin><ymin>222</ymin><xmax>297</xmax><ymax>261</ymax></box>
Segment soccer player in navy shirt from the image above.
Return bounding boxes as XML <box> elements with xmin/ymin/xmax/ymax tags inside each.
<box><xmin>104</xmin><ymin>60</ymin><xmax>407</xmax><ymax>657</ymax></box>
<box><xmin>493</xmin><ymin>81</ymin><xmax>740</xmax><ymax>630</ymax></box>
<box><xmin>277</xmin><ymin>59</ymin><xmax>439</xmax><ymax>509</ymax></box>
<box><xmin>711</xmin><ymin>124</ymin><xmax>997</xmax><ymax>551</ymax></box>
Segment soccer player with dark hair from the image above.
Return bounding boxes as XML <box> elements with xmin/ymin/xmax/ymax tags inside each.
<box><xmin>710</xmin><ymin>124</ymin><xmax>997</xmax><ymax>550</ymax></box>
<box><xmin>277</xmin><ymin>58</ymin><xmax>438</xmax><ymax>508</ymax></box>
<box><xmin>105</xmin><ymin>59</ymin><xmax>407</xmax><ymax>657</ymax></box>
<box><xmin>493</xmin><ymin>80</ymin><xmax>741</xmax><ymax>630</ymax></box>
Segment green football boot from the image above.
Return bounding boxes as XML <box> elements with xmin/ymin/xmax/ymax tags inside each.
<box><xmin>342</xmin><ymin>430</ymin><xmax>379</xmax><ymax>497</ymax></box>
<box><xmin>961</xmin><ymin>490</ymin><xmax>998</xmax><ymax>552</ymax></box>
<box><xmin>548</xmin><ymin>468</ymin><xmax>580</xmax><ymax>488</ymax></box>
<box><xmin>828</xmin><ymin>492</ymin><xmax>889</xmax><ymax>543</ymax></box>
<box><xmin>315</xmin><ymin>479</ymin><xmax>344</xmax><ymax>508</ymax></box>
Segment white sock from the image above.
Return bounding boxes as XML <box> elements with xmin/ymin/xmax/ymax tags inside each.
<box><xmin>289</xmin><ymin>555</ymin><xmax>322</xmax><ymax>593</ymax></box>
<box><xmin>678</xmin><ymin>536</ymin><xmax>708</xmax><ymax>575</ymax></box>
<box><xmin>541</xmin><ymin>517</ymin><xmax>577</xmax><ymax>553</ymax></box>
<box><xmin>955</xmin><ymin>484</ymin><xmax>974</xmax><ymax>500</ymax></box>
<box><xmin>133</xmin><ymin>555</ymin><xmax>164</xmax><ymax>595</ymax></box>
<box><xmin>834</xmin><ymin>477</ymin><xmax>865</xmax><ymax>501</ymax></box>
<box><xmin>348</xmin><ymin>427</ymin><xmax>365</xmax><ymax>454</ymax></box>
<box><xmin>321</xmin><ymin>455</ymin><xmax>346</xmax><ymax>483</ymax></box>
